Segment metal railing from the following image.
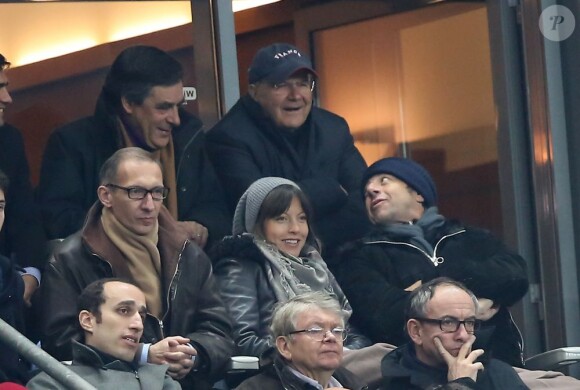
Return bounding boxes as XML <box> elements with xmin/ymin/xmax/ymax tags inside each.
<box><xmin>0</xmin><ymin>318</ymin><xmax>95</xmax><ymax>390</ymax></box>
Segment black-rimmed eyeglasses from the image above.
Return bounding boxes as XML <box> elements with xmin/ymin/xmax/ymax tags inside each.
<box><xmin>415</xmin><ymin>317</ymin><xmax>480</xmax><ymax>333</ymax></box>
<box><xmin>106</xmin><ymin>184</ymin><xmax>169</xmax><ymax>201</ymax></box>
<box><xmin>288</xmin><ymin>327</ymin><xmax>347</xmax><ymax>342</ymax></box>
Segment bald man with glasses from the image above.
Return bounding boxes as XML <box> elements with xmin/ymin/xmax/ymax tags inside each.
<box><xmin>380</xmin><ymin>277</ymin><xmax>527</xmax><ymax>390</ymax></box>
<box><xmin>38</xmin><ymin>147</ymin><xmax>234</xmax><ymax>390</ymax></box>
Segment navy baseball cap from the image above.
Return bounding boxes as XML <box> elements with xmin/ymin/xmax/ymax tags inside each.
<box><xmin>248</xmin><ymin>43</ymin><xmax>318</xmax><ymax>84</ymax></box>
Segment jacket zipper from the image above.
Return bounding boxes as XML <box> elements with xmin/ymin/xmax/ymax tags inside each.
<box><xmin>508</xmin><ymin>308</ymin><xmax>525</xmax><ymax>363</ymax></box>
<box><xmin>160</xmin><ymin>240</ymin><xmax>186</xmax><ymax>322</ymax></box>
<box><xmin>365</xmin><ymin>229</ymin><xmax>466</xmax><ymax>267</ymax></box>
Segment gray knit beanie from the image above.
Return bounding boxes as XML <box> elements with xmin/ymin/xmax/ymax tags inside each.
<box><xmin>232</xmin><ymin>177</ymin><xmax>301</xmax><ymax>235</ymax></box>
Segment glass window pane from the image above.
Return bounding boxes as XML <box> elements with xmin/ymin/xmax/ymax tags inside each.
<box><xmin>313</xmin><ymin>3</ymin><xmax>503</xmax><ymax>235</ymax></box>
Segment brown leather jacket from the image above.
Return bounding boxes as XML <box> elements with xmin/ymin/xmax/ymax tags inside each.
<box><xmin>38</xmin><ymin>202</ymin><xmax>234</xmax><ymax>389</ymax></box>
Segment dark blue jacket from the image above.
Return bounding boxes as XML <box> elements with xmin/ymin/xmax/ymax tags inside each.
<box><xmin>206</xmin><ymin>95</ymin><xmax>371</xmax><ymax>258</ymax></box>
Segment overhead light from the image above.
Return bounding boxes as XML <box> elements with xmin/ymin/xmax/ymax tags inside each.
<box><xmin>18</xmin><ymin>39</ymin><xmax>98</xmax><ymax>65</ymax></box>
<box><xmin>6</xmin><ymin>0</ymin><xmax>281</xmax><ymax>67</ymax></box>
<box><xmin>232</xmin><ymin>0</ymin><xmax>281</xmax><ymax>12</ymax></box>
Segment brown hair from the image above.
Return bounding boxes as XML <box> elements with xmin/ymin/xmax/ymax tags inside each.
<box><xmin>253</xmin><ymin>184</ymin><xmax>319</xmax><ymax>252</ymax></box>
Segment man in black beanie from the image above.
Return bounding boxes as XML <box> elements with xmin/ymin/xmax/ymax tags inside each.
<box><xmin>334</xmin><ymin>157</ymin><xmax>529</xmax><ymax>368</ymax></box>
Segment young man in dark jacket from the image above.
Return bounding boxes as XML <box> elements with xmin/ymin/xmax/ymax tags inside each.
<box><xmin>380</xmin><ymin>278</ymin><xmax>527</xmax><ymax>390</ymax></box>
<box><xmin>206</xmin><ymin>43</ymin><xmax>370</xmax><ymax>260</ymax></box>
<box><xmin>37</xmin><ymin>45</ymin><xmax>230</xmax><ymax>249</ymax></box>
<box><xmin>28</xmin><ymin>278</ymin><xmax>181</xmax><ymax>389</ymax></box>
<box><xmin>335</xmin><ymin>157</ymin><xmax>529</xmax><ymax>367</ymax></box>
<box><xmin>38</xmin><ymin>148</ymin><xmax>234</xmax><ymax>390</ymax></box>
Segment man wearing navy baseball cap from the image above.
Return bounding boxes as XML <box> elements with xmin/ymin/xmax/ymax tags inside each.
<box><xmin>334</xmin><ymin>157</ymin><xmax>529</xmax><ymax>368</ymax></box>
<box><xmin>206</xmin><ymin>43</ymin><xmax>370</xmax><ymax>261</ymax></box>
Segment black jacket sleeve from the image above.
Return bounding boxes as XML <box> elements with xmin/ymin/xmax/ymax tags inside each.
<box><xmin>440</xmin><ymin>227</ymin><xmax>529</xmax><ymax>307</ymax></box>
<box><xmin>214</xmin><ymin>257</ymin><xmax>276</xmax><ymax>357</ymax></box>
<box><xmin>37</xmin><ymin>123</ymin><xmax>106</xmax><ymax>240</ymax></box>
<box><xmin>336</xmin><ymin>244</ymin><xmax>410</xmax><ymax>345</ymax></box>
<box><xmin>295</xmin><ymin>114</ymin><xmax>367</xmax><ymax>217</ymax></box>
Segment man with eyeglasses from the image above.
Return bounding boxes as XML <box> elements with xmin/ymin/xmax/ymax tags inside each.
<box><xmin>38</xmin><ymin>147</ymin><xmax>234</xmax><ymax>390</ymax></box>
<box><xmin>380</xmin><ymin>277</ymin><xmax>527</xmax><ymax>389</ymax></box>
<box><xmin>37</xmin><ymin>45</ymin><xmax>230</xmax><ymax>250</ymax></box>
<box><xmin>206</xmin><ymin>43</ymin><xmax>370</xmax><ymax>262</ymax></box>
<box><xmin>236</xmin><ymin>291</ymin><xmax>366</xmax><ymax>390</ymax></box>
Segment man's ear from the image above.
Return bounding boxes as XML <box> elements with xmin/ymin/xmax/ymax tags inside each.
<box><xmin>408</xmin><ymin>187</ymin><xmax>424</xmax><ymax>204</ymax></box>
<box><xmin>121</xmin><ymin>96</ymin><xmax>134</xmax><ymax>115</ymax></box>
<box><xmin>97</xmin><ymin>185</ymin><xmax>113</xmax><ymax>208</ymax></box>
<box><xmin>248</xmin><ymin>84</ymin><xmax>257</xmax><ymax>99</ymax></box>
<box><xmin>79</xmin><ymin>310</ymin><xmax>95</xmax><ymax>334</ymax></box>
<box><xmin>275</xmin><ymin>336</ymin><xmax>292</xmax><ymax>361</ymax></box>
<box><xmin>407</xmin><ymin>319</ymin><xmax>423</xmax><ymax>346</ymax></box>
<box><xmin>416</xmin><ymin>193</ymin><xmax>425</xmax><ymax>204</ymax></box>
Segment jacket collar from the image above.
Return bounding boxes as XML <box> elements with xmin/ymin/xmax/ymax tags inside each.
<box><xmin>71</xmin><ymin>340</ymin><xmax>136</xmax><ymax>372</ymax></box>
<box><xmin>382</xmin><ymin>343</ymin><xmax>448</xmax><ymax>388</ymax></box>
<box><xmin>81</xmin><ymin>202</ymin><xmax>189</xmax><ymax>293</ymax></box>
<box><xmin>240</xmin><ymin>94</ymin><xmax>314</xmax><ymax>175</ymax></box>
<box><xmin>362</xmin><ymin>217</ymin><xmax>465</xmax><ymax>245</ymax></box>
<box><xmin>94</xmin><ymin>90</ymin><xmax>203</xmax><ymax>160</ymax></box>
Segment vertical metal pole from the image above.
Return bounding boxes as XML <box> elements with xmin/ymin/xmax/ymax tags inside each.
<box><xmin>486</xmin><ymin>0</ymin><xmax>543</xmax><ymax>357</ymax></box>
<box><xmin>190</xmin><ymin>0</ymin><xmax>239</xmax><ymax>129</ymax></box>
<box><xmin>518</xmin><ymin>1</ymin><xmax>580</xmax><ymax>372</ymax></box>
<box><xmin>215</xmin><ymin>0</ymin><xmax>240</xmax><ymax>112</ymax></box>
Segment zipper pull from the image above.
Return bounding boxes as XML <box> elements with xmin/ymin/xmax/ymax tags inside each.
<box><xmin>158</xmin><ymin>319</ymin><xmax>165</xmax><ymax>339</ymax></box>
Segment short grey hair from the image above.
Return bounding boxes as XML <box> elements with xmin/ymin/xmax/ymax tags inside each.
<box><xmin>270</xmin><ymin>292</ymin><xmax>346</xmax><ymax>339</ymax></box>
<box><xmin>406</xmin><ymin>277</ymin><xmax>479</xmax><ymax>320</ymax></box>
<box><xmin>99</xmin><ymin>147</ymin><xmax>161</xmax><ymax>185</ymax></box>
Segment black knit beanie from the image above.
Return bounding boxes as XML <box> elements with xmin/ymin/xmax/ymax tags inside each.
<box><xmin>361</xmin><ymin>157</ymin><xmax>437</xmax><ymax>208</ymax></box>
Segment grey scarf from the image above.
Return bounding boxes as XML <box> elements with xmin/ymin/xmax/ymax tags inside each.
<box><xmin>251</xmin><ymin>236</ymin><xmax>352</xmax><ymax>318</ymax></box>
<box><xmin>380</xmin><ymin>206</ymin><xmax>446</xmax><ymax>255</ymax></box>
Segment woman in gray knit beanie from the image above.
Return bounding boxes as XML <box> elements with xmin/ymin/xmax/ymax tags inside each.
<box><xmin>209</xmin><ymin>177</ymin><xmax>371</xmax><ymax>358</ymax></box>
